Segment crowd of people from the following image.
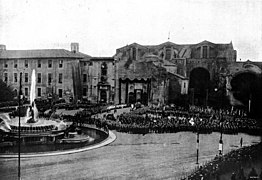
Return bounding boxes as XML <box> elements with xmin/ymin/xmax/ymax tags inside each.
<box><xmin>2</xmin><ymin>101</ymin><xmax>262</xmax><ymax>179</ymax></box>
<box><xmin>44</xmin><ymin>103</ymin><xmax>262</xmax><ymax>136</ymax></box>
<box><xmin>187</xmin><ymin>142</ymin><xmax>262</xmax><ymax>180</ymax></box>
<box><xmin>102</xmin><ymin>105</ymin><xmax>262</xmax><ymax>135</ymax></box>
<box><xmin>9</xmin><ymin>101</ymin><xmax>260</xmax><ymax>137</ymax></box>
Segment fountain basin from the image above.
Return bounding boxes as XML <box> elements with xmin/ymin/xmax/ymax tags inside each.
<box><xmin>0</xmin><ymin>126</ymin><xmax>112</xmax><ymax>156</ymax></box>
<box><xmin>0</xmin><ymin>116</ymin><xmax>72</xmax><ymax>146</ymax></box>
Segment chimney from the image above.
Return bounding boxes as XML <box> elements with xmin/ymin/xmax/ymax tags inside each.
<box><xmin>71</xmin><ymin>43</ymin><xmax>79</xmax><ymax>53</ymax></box>
<box><xmin>0</xmin><ymin>45</ymin><xmax>6</xmax><ymax>51</ymax></box>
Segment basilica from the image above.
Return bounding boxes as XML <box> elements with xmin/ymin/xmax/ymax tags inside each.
<box><xmin>1</xmin><ymin>41</ymin><xmax>261</xmax><ymax>111</ymax></box>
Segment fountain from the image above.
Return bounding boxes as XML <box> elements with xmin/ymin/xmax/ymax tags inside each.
<box><xmin>0</xmin><ymin>69</ymin><xmax>71</xmax><ymax>144</ymax></box>
<box><xmin>26</xmin><ymin>69</ymin><xmax>38</xmax><ymax>123</ymax></box>
<box><xmin>0</xmin><ymin>69</ymin><xmax>111</xmax><ymax>155</ymax></box>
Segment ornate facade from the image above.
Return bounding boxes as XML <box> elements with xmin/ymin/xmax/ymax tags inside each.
<box><xmin>80</xmin><ymin>57</ymin><xmax>116</xmax><ymax>104</ymax></box>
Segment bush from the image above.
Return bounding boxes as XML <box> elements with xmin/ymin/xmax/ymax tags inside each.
<box><xmin>0</xmin><ymin>101</ymin><xmax>18</xmax><ymax>108</ymax></box>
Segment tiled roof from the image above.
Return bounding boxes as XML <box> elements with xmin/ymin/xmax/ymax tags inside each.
<box><xmin>0</xmin><ymin>49</ymin><xmax>90</xmax><ymax>59</ymax></box>
<box><xmin>90</xmin><ymin>57</ymin><xmax>114</xmax><ymax>61</ymax></box>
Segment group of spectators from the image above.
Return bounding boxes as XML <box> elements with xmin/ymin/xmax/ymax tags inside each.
<box><xmin>187</xmin><ymin>142</ymin><xmax>262</xmax><ymax>180</ymax></box>
<box><xmin>102</xmin><ymin>105</ymin><xmax>262</xmax><ymax>135</ymax></box>
<box><xmin>12</xmin><ymin>101</ymin><xmax>260</xmax><ymax>137</ymax></box>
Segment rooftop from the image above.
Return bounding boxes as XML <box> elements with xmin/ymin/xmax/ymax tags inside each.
<box><xmin>0</xmin><ymin>49</ymin><xmax>90</xmax><ymax>59</ymax></box>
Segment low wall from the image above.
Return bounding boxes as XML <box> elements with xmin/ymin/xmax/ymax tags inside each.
<box><xmin>0</xmin><ymin>125</ymin><xmax>115</xmax><ymax>158</ymax></box>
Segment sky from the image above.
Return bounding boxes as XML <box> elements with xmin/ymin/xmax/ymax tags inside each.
<box><xmin>0</xmin><ymin>0</ymin><xmax>262</xmax><ymax>61</ymax></box>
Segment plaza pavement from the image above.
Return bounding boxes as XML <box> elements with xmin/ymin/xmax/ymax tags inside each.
<box><xmin>0</xmin><ymin>130</ymin><xmax>260</xmax><ymax>179</ymax></box>
<box><xmin>1</xmin><ymin>106</ymin><xmax>261</xmax><ymax>179</ymax></box>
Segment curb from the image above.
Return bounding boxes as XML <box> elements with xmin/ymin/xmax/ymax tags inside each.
<box><xmin>0</xmin><ymin>130</ymin><xmax>116</xmax><ymax>158</ymax></box>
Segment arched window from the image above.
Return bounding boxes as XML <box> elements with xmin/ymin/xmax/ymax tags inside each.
<box><xmin>14</xmin><ymin>89</ymin><xmax>18</xmax><ymax>97</ymax></box>
<box><xmin>173</xmin><ymin>53</ymin><xmax>177</xmax><ymax>58</ymax></box>
<box><xmin>132</xmin><ymin>47</ymin><xmax>136</xmax><ymax>60</ymax></box>
<box><xmin>202</xmin><ymin>46</ymin><xmax>208</xmax><ymax>58</ymax></box>
<box><xmin>165</xmin><ymin>47</ymin><xmax>171</xmax><ymax>60</ymax></box>
<box><xmin>100</xmin><ymin>90</ymin><xmax>107</xmax><ymax>103</ymax></box>
<box><xmin>101</xmin><ymin>62</ymin><xmax>108</xmax><ymax>76</ymax></box>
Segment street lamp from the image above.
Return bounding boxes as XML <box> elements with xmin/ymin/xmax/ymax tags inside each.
<box><xmin>219</xmin><ymin>133</ymin><xmax>223</xmax><ymax>155</ymax></box>
<box><xmin>219</xmin><ymin>115</ymin><xmax>223</xmax><ymax>156</ymax></box>
<box><xmin>18</xmin><ymin>72</ymin><xmax>22</xmax><ymax>180</ymax></box>
<box><xmin>190</xmin><ymin>119</ymin><xmax>199</xmax><ymax>164</ymax></box>
<box><xmin>196</xmin><ymin>130</ymin><xmax>199</xmax><ymax>164</ymax></box>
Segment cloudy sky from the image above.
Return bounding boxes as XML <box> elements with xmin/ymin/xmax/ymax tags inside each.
<box><xmin>0</xmin><ymin>0</ymin><xmax>261</xmax><ymax>61</ymax></box>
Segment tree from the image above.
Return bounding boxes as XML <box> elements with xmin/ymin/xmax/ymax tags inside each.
<box><xmin>0</xmin><ymin>79</ymin><xmax>15</xmax><ymax>102</ymax></box>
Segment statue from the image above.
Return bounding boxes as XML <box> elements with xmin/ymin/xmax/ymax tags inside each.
<box><xmin>27</xmin><ymin>101</ymin><xmax>36</xmax><ymax>123</ymax></box>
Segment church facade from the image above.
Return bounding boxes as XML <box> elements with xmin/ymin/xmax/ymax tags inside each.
<box><xmin>114</xmin><ymin>40</ymin><xmax>237</xmax><ymax>106</ymax></box>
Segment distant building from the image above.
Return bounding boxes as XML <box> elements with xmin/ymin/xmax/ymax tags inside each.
<box><xmin>80</xmin><ymin>57</ymin><xmax>116</xmax><ymax>104</ymax></box>
<box><xmin>114</xmin><ymin>41</ymin><xmax>237</xmax><ymax>106</ymax></box>
<box><xmin>5</xmin><ymin>40</ymin><xmax>259</xmax><ymax>109</ymax></box>
<box><xmin>0</xmin><ymin>43</ymin><xmax>89</xmax><ymax>102</ymax></box>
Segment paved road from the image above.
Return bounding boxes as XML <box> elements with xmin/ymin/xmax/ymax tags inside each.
<box><xmin>0</xmin><ymin>131</ymin><xmax>260</xmax><ymax>180</ymax></box>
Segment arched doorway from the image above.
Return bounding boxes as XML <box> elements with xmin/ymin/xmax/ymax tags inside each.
<box><xmin>142</xmin><ymin>92</ymin><xmax>148</xmax><ymax>105</ymax></box>
<box><xmin>135</xmin><ymin>89</ymin><xmax>142</xmax><ymax>103</ymax></box>
<box><xmin>128</xmin><ymin>92</ymin><xmax>135</xmax><ymax>104</ymax></box>
<box><xmin>189</xmin><ymin>67</ymin><xmax>210</xmax><ymax>106</ymax></box>
<box><xmin>230</xmin><ymin>72</ymin><xmax>262</xmax><ymax>116</ymax></box>
<box><xmin>100</xmin><ymin>90</ymin><xmax>107</xmax><ymax>103</ymax></box>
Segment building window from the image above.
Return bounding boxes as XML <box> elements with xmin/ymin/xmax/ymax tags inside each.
<box><xmin>48</xmin><ymin>73</ymin><xmax>52</xmax><ymax>85</ymax></box>
<box><xmin>4</xmin><ymin>73</ymin><xmax>8</xmax><ymax>83</ymax></box>
<box><xmin>37</xmin><ymin>73</ymin><xmax>41</xmax><ymax>83</ymax></box>
<box><xmin>25</xmin><ymin>87</ymin><xmax>29</xmax><ymax>96</ymax></box>
<box><xmin>37</xmin><ymin>88</ymin><xmax>41</xmax><ymax>97</ymax></box>
<box><xmin>25</xmin><ymin>60</ymin><xmax>28</xmax><ymax>68</ymax></box>
<box><xmin>14</xmin><ymin>89</ymin><xmax>18</xmax><ymax>97</ymax></box>
<box><xmin>59</xmin><ymin>60</ymin><xmax>63</xmax><ymax>68</ymax></box>
<box><xmin>25</xmin><ymin>73</ymin><xmax>28</xmax><ymax>83</ymax></box>
<box><xmin>132</xmin><ymin>47</ymin><xmax>136</xmax><ymax>60</ymax></box>
<box><xmin>14</xmin><ymin>60</ymin><xmax>18</xmax><ymax>68</ymax></box>
<box><xmin>14</xmin><ymin>73</ymin><xmax>18</xmax><ymax>83</ymax></box>
<box><xmin>58</xmin><ymin>89</ymin><xmax>63</xmax><ymax>98</ymax></box>
<box><xmin>165</xmin><ymin>47</ymin><xmax>171</xmax><ymax>60</ymax></box>
<box><xmin>58</xmin><ymin>73</ymin><xmax>63</xmax><ymax>84</ymax></box>
<box><xmin>83</xmin><ymin>87</ymin><xmax>87</xmax><ymax>96</ymax></box>
<box><xmin>83</xmin><ymin>74</ymin><xmax>87</xmax><ymax>83</ymax></box>
<box><xmin>101</xmin><ymin>62</ymin><xmax>107</xmax><ymax>76</ymax></box>
<box><xmin>89</xmin><ymin>62</ymin><xmax>93</xmax><ymax>66</ymax></box>
<box><xmin>209</xmin><ymin>47</ymin><xmax>215</xmax><ymax>58</ymax></box>
<box><xmin>203</xmin><ymin>46</ymin><xmax>208</xmax><ymax>58</ymax></box>
<box><xmin>48</xmin><ymin>60</ymin><xmax>52</xmax><ymax>68</ymax></box>
<box><xmin>37</xmin><ymin>60</ymin><xmax>41</xmax><ymax>68</ymax></box>
<box><xmin>83</xmin><ymin>62</ymin><xmax>87</xmax><ymax>66</ymax></box>
<box><xmin>174</xmin><ymin>52</ymin><xmax>177</xmax><ymax>58</ymax></box>
<box><xmin>195</xmin><ymin>47</ymin><xmax>201</xmax><ymax>58</ymax></box>
<box><xmin>4</xmin><ymin>61</ymin><xmax>8</xmax><ymax>68</ymax></box>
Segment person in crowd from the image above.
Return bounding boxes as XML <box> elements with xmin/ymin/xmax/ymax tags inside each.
<box><xmin>231</xmin><ymin>172</ymin><xmax>236</xmax><ymax>180</ymax></box>
<box><xmin>248</xmin><ymin>167</ymin><xmax>258</xmax><ymax>180</ymax></box>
